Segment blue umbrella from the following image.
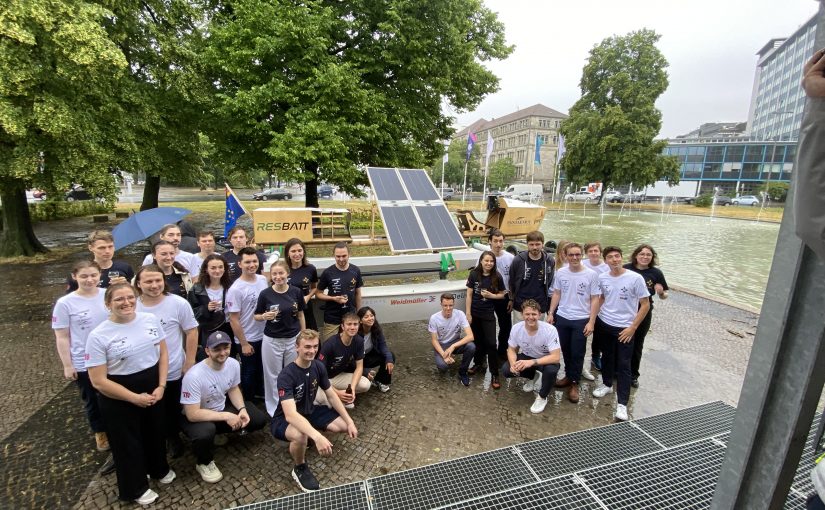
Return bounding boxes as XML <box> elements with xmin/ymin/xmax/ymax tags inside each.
<box><xmin>112</xmin><ymin>207</ymin><xmax>193</xmax><ymax>250</ymax></box>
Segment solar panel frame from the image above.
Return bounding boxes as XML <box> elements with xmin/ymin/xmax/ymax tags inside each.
<box><xmin>368</xmin><ymin>167</ymin><xmax>408</xmax><ymax>201</ymax></box>
<box><xmin>414</xmin><ymin>205</ymin><xmax>467</xmax><ymax>250</ymax></box>
<box><xmin>230</xmin><ymin>481</ymin><xmax>370</xmax><ymax>510</ymax></box>
<box><xmin>400</xmin><ymin>169</ymin><xmax>440</xmax><ymax>201</ymax></box>
<box><xmin>380</xmin><ymin>205</ymin><xmax>429</xmax><ymax>252</ymax></box>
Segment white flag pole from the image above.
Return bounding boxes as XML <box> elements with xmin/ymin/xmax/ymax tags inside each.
<box><xmin>483</xmin><ymin>132</ymin><xmax>493</xmax><ymax>209</ymax></box>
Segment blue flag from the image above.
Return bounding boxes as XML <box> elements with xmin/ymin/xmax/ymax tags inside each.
<box><xmin>224</xmin><ymin>183</ymin><xmax>247</xmax><ymax>237</ymax></box>
<box><xmin>466</xmin><ymin>132</ymin><xmax>478</xmax><ymax>162</ymax></box>
<box><xmin>534</xmin><ymin>135</ymin><xmax>543</xmax><ymax>164</ymax></box>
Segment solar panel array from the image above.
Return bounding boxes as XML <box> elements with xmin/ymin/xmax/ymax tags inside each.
<box><xmin>366</xmin><ymin>167</ymin><xmax>466</xmax><ymax>253</ymax></box>
<box><xmin>233</xmin><ymin>401</ymin><xmax>822</xmax><ymax>510</ymax></box>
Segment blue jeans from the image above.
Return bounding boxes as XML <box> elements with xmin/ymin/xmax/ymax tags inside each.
<box><xmin>594</xmin><ymin>317</ymin><xmax>634</xmax><ymax>405</ymax></box>
<box><xmin>502</xmin><ymin>353</ymin><xmax>560</xmax><ymax>399</ymax></box>
<box><xmin>555</xmin><ymin>314</ymin><xmax>588</xmax><ymax>384</ymax></box>
<box><xmin>434</xmin><ymin>341</ymin><xmax>476</xmax><ymax>373</ymax></box>
<box><xmin>240</xmin><ymin>339</ymin><xmax>264</xmax><ymax>400</ymax></box>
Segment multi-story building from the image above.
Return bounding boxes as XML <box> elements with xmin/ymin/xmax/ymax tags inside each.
<box><xmin>452</xmin><ymin>104</ymin><xmax>568</xmax><ymax>189</ymax></box>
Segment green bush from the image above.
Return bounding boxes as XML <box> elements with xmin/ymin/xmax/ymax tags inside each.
<box><xmin>762</xmin><ymin>182</ymin><xmax>789</xmax><ymax>202</ymax></box>
<box><xmin>693</xmin><ymin>194</ymin><xmax>713</xmax><ymax>208</ymax></box>
<box><xmin>28</xmin><ymin>200</ymin><xmax>114</xmax><ymax>222</ymax></box>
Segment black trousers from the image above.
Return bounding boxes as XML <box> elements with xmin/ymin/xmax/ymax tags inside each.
<box><xmin>363</xmin><ymin>349</ymin><xmax>396</xmax><ymax>385</ymax></box>
<box><xmin>471</xmin><ymin>314</ymin><xmax>499</xmax><ymax>376</ymax></box>
<box><xmin>163</xmin><ymin>378</ymin><xmax>182</xmax><ymax>442</ymax></box>
<box><xmin>76</xmin><ymin>371</ymin><xmax>105</xmax><ymax>433</ymax></box>
<box><xmin>180</xmin><ymin>400</ymin><xmax>268</xmax><ymax>465</ymax></box>
<box><xmin>630</xmin><ymin>307</ymin><xmax>653</xmax><ymax>379</ymax></box>
<box><xmin>493</xmin><ymin>297</ymin><xmax>512</xmax><ymax>360</ymax></box>
<box><xmin>594</xmin><ymin>318</ymin><xmax>634</xmax><ymax>406</ymax></box>
<box><xmin>98</xmin><ymin>364</ymin><xmax>168</xmax><ymax>501</ymax></box>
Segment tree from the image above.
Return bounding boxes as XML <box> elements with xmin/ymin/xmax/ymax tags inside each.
<box><xmin>0</xmin><ymin>0</ymin><xmax>128</xmax><ymax>255</ymax></box>
<box><xmin>761</xmin><ymin>181</ymin><xmax>789</xmax><ymax>202</ymax></box>
<box><xmin>202</xmin><ymin>0</ymin><xmax>512</xmax><ymax>207</ymax></box>
<box><xmin>487</xmin><ymin>158</ymin><xmax>516</xmax><ymax>190</ymax></box>
<box><xmin>558</xmin><ymin>29</ymin><xmax>679</xmax><ymax>198</ymax></box>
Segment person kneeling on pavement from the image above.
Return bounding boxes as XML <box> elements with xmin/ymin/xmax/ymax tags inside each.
<box><xmin>501</xmin><ymin>299</ymin><xmax>561</xmax><ymax>414</ymax></box>
<box><xmin>180</xmin><ymin>331</ymin><xmax>268</xmax><ymax>483</ymax></box>
<box><xmin>314</xmin><ymin>313</ymin><xmax>371</xmax><ymax>409</ymax></box>
<box><xmin>271</xmin><ymin>329</ymin><xmax>358</xmax><ymax>492</ymax></box>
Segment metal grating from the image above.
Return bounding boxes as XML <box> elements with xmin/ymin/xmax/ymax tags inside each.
<box><xmin>790</xmin><ymin>413</ymin><xmax>822</xmax><ymax>497</ymax></box>
<box><xmin>784</xmin><ymin>491</ymin><xmax>810</xmax><ymax>510</ymax></box>
<box><xmin>367</xmin><ymin>448</ymin><xmax>535</xmax><ymax>510</ymax></box>
<box><xmin>435</xmin><ymin>476</ymin><xmax>601</xmax><ymax>510</ymax></box>
<box><xmin>580</xmin><ymin>438</ymin><xmax>727</xmax><ymax>509</ymax></box>
<box><xmin>633</xmin><ymin>400</ymin><xmax>736</xmax><ymax>447</ymax></box>
<box><xmin>519</xmin><ymin>421</ymin><xmax>663</xmax><ymax>480</ymax></box>
<box><xmin>230</xmin><ymin>482</ymin><xmax>369</xmax><ymax>510</ymax></box>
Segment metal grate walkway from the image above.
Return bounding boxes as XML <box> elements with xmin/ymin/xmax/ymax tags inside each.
<box><xmin>232</xmin><ymin>401</ymin><xmax>820</xmax><ymax>510</ymax></box>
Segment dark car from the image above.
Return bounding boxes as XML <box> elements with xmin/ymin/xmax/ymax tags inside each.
<box><xmin>253</xmin><ymin>188</ymin><xmax>292</xmax><ymax>201</ymax></box>
<box><xmin>318</xmin><ymin>185</ymin><xmax>334</xmax><ymax>199</ymax></box>
<box><xmin>65</xmin><ymin>185</ymin><xmax>92</xmax><ymax>201</ymax></box>
<box><xmin>714</xmin><ymin>195</ymin><xmax>732</xmax><ymax>206</ymax></box>
<box><xmin>621</xmin><ymin>192</ymin><xmax>645</xmax><ymax>203</ymax></box>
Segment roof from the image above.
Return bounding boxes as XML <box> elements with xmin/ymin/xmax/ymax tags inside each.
<box><xmin>455</xmin><ymin>103</ymin><xmax>568</xmax><ymax>137</ymax></box>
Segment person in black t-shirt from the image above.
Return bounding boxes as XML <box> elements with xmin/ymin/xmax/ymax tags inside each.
<box><xmin>465</xmin><ymin>251</ymin><xmax>506</xmax><ymax>388</ymax></box>
<box><xmin>284</xmin><ymin>238</ymin><xmax>319</xmax><ymax>331</ymax></box>
<box><xmin>65</xmin><ymin>230</ymin><xmax>134</xmax><ymax>293</ymax></box>
<box><xmin>316</xmin><ymin>242</ymin><xmax>363</xmax><ymax>341</ymax></box>
<box><xmin>271</xmin><ymin>330</ymin><xmax>357</xmax><ymax>493</ymax></box>
<box><xmin>623</xmin><ymin>244</ymin><xmax>668</xmax><ymax>388</ymax></box>
<box><xmin>315</xmin><ymin>313</ymin><xmax>371</xmax><ymax>409</ymax></box>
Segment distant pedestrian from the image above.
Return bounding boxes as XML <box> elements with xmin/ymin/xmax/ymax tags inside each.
<box><xmin>85</xmin><ymin>283</ymin><xmax>175</xmax><ymax>505</ymax></box>
<box><xmin>316</xmin><ymin>242</ymin><xmax>363</xmax><ymax>341</ymax></box>
<box><xmin>428</xmin><ymin>293</ymin><xmax>475</xmax><ymax>386</ymax></box>
<box><xmin>284</xmin><ymin>238</ymin><xmax>319</xmax><ymax>331</ymax></box>
<box><xmin>466</xmin><ymin>250</ymin><xmax>506</xmax><ymax>389</ymax></box>
<box><xmin>65</xmin><ymin>230</ymin><xmax>134</xmax><ymax>292</ymax></box>
<box><xmin>624</xmin><ymin>244</ymin><xmax>668</xmax><ymax>388</ymax></box>
<box><xmin>358</xmin><ymin>306</ymin><xmax>396</xmax><ymax>393</ymax></box>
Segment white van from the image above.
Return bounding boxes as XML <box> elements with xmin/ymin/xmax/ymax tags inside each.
<box><xmin>503</xmin><ymin>184</ymin><xmax>543</xmax><ymax>200</ymax></box>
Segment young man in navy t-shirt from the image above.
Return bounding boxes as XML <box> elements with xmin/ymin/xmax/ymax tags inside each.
<box><xmin>316</xmin><ymin>242</ymin><xmax>363</xmax><ymax>341</ymax></box>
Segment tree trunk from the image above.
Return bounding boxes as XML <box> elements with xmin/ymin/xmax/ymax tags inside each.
<box><xmin>0</xmin><ymin>180</ymin><xmax>48</xmax><ymax>256</ymax></box>
<box><xmin>140</xmin><ymin>174</ymin><xmax>161</xmax><ymax>211</ymax></box>
<box><xmin>304</xmin><ymin>161</ymin><xmax>319</xmax><ymax>208</ymax></box>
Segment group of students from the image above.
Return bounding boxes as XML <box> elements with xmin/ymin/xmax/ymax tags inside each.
<box><xmin>52</xmin><ymin>223</ymin><xmax>667</xmax><ymax>503</ymax></box>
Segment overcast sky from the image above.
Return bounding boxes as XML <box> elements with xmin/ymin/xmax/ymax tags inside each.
<box><xmin>452</xmin><ymin>0</ymin><xmax>819</xmax><ymax>138</ymax></box>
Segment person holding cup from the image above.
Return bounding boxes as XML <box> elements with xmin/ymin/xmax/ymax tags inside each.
<box><xmin>189</xmin><ymin>254</ymin><xmax>234</xmax><ymax>360</ymax></box>
<box><xmin>255</xmin><ymin>260</ymin><xmax>306</xmax><ymax>416</ymax></box>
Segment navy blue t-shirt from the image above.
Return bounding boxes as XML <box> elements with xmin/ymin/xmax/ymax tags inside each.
<box><xmin>65</xmin><ymin>260</ymin><xmax>134</xmax><ymax>293</ymax></box>
<box><xmin>317</xmin><ymin>264</ymin><xmax>363</xmax><ymax>323</ymax></box>
<box><xmin>274</xmin><ymin>360</ymin><xmax>330</xmax><ymax>418</ymax></box>
<box><xmin>466</xmin><ymin>272</ymin><xmax>497</xmax><ymax>316</ymax></box>
<box><xmin>518</xmin><ymin>256</ymin><xmax>548</xmax><ymax>310</ymax></box>
<box><xmin>287</xmin><ymin>264</ymin><xmax>318</xmax><ymax>296</ymax></box>
<box><xmin>255</xmin><ymin>285</ymin><xmax>306</xmax><ymax>338</ymax></box>
<box><xmin>318</xmin><ymin>334</ymin><xmax>365</xmax><ymax>378</ymax></box>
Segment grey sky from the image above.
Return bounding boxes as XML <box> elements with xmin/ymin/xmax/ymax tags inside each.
<box><xmin>453</xmin><ymin>0</ymin><xmax>819</xmax><ymax>138</ymax></box>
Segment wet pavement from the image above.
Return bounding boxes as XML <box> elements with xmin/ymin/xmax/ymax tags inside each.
<box><xmin>0</xmin><ymin>213</ymin><xmax>773</xmax><ymax>509</ymax></box>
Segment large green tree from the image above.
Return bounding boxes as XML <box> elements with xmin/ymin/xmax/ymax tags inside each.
<box><xmin>487</xmin><ymin>158</ymin><xmax>516</xmax><ymax>191</ymax></box>
<box><xmin>559</xmin><ymin>29</ymin><xmax>678</xmax><ymax>197</ymax></box>
<box><xmin>0</xmin><ymin>0</ymin><xmax>128</xmax><ymax>255</ymax></box>
<box><xmin>203</xmin><ymin>0</ymin><xmax>512</xmax><ymax>207</ymax></box>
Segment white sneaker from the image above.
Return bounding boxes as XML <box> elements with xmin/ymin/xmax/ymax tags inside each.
<box><xmin>345</xmin><ymin>402</ymin><xmax>355</xmax><ymax>409</ymax></box>
<box><xmin>377</xmin><ymin>382</ymin><xmax>390</xmax><ymax>393</ymax></box>
<box><xmin>159</xmin><ymin>469</ymin><xmax>176</xmax><ymax>484</ymax></box>
<box><xmin>592</xmin><ymin>383</ymin><xmax>614</xmax><ymax>398</ymax></box>
<box><xmin>213</xmin><ymin>434</ymin><xmax>228</xmax><ymax>446</ymax></box>
<box><xmin>530</xmin><ymin>395</ymin><xmax>548</xmax><ymax>414</ymax></box>
<box><xmin>615</xmin><ymin>404</ymin><xmax>628</xmax><ymax>421</ymax></box>
<box><xmin>196</xmin><ymin>461</ymin><xmax>224</xmax><ymax>483</ymax></box>
<box><xmin>522</xmin><ymin>378</ymin><xmax>534</xmax><ymax>392</ymax></box>
<box><xmin>135</xmin><ymin>489</ymin><xmax>159</xmax><ymax>506</ymax></box>
<box><xmin>581</xmin><ymin>368</ymin><xmax>596</xmax><ymax>381</ymax></box>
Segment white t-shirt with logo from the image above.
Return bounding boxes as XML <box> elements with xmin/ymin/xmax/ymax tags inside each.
<box><xmin>226</xmin><ymin>275</ymin><xmax>268</xmax><ymax>343</ymax></box>
<box><xmin>583</xmin><ymin>259</ymin><xmax>610</xmax><ymax>274</ymax></box>
<box><xmin>180</xmin><ymin>358</ymin><xmax>241</xmax><ymax>412</ymax></box>
<box><xmin>428</xmin><ymin>310</ymin><xmax>470</xmax><ymax>347</ymax></box>
<box><xmin>508</xmin><ymin>321</ymin><xmax>560</xmax><ymax>359</ymax></box>
<box><xmin>598</xmin><ymin>270</ymin><xmax>650</xmax><ymax>328</ymax></box>
<box><xmin>143</xmin><ymin>250</ymin><xmax>200</xmax><ymax>275</ymax></box>
<box><xmin>494</xmin><ymin>250</ymin><xmax>515</xmax><ymax>292</ymax></box>
<box><xmin>137</xmin><ymin>294</ymin><xmax>199</xmax><ymax>381</ymax></box>
<box><xmin>85</xmin><ymin>312</ymin><xmax>164</xmax><ymax>375</ymax></box>
<box><xmin>552</xmin><ymin>266</ymin><xmax>601</xmax><ymax>321</ymax></box>
<box><xmin>52</xmin><ymin>289</ymin><xmax>108</xmax><ymax>371</ymax></box>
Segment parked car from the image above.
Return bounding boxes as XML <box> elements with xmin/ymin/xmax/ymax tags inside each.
<box><xmin>563</xmin><ymin>191</ymin><xmax>598</xmax><ymax>202</ymax></box>
<box><xmin>732</xmin><ymin>195</ymin><xmax>760</xmax><ymax>206</ymax></box>
<box><xmin>253</xmin><ymin>188</ymin><xmax>292</xmax><ymax>201</ymax></box>
<box><xmin>318</xmin><ymin>184</ymin><xmax>334</xmax><ymax>199</ymax></box>
<box><xmin>713</xmin><ymin>195</ymin><xmax>732</xmax><ymax>206</ymax></box>
<box><xmin>32</xmin><ymin>189</ymin><xmax>47</xmax><ymax>199</ymax></box>
<box><xmin>437</xmin><ymin>187</ymin><xmax>455</xmax><ymax>200</ymax></box>
<box><xmin>65</xmin><ymin>185</ymin><xmax>92</xmax><ymax>201</ymax></box>
<box><xmin>603</xmin><ymin>190</ymin><xmax>623</xmax><ymax>203</ymax></box>
<box><xmin>620</xmin><ymin>192</ymin><xmax>645</xmax><ymax>203</ymax></box>
<box><xmin>513</xmin><ymin>190</ymin><xmax>542</xmax><ymax>201</ymax></box>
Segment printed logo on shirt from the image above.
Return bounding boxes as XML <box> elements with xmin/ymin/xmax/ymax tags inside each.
<box><xmin>182</xmin><ymin>391</ymin><xmax>191</xmax><ymax>399</ymax></box>
<box><xmin>318</xmin><ymin>353</ymin><xmax>325</xmax><ymax>361</ymax></box>
<box><xmin>84</xmin><ymin>353</ymin><xmax>90</xmax><ymax>360</ymax></box>
<box><xmin>146</xmin><ymin>327</ymin><xmax>158</xmax><ymax>336</ymax></box>
<box><xmin>278</xmin><ymin>388</ymin><xmax>285</xmax><ymax>397</ymax></box>
<box><xmin>52</xmin><ymin>316</ymin><xmax>58</xmax><ymax>322</ymax></box>
<box><xmin>576</xmin><ymin>281</ymin><xmax>587</xmax><ymax>296</ymax></box>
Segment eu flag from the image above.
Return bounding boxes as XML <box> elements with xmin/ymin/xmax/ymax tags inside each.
<box><xmin>224</xmin><ymin>184</ymin><xmax>247</xmax><ymax>237</ymax></box>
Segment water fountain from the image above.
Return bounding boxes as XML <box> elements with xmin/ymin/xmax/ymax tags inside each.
<box><xmin>709</xmin><ymin>187</ymin><xmax>720</xmax><ymax>223</ymax></box>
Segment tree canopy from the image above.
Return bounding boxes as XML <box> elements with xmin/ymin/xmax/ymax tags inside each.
<box><xmin>558</xmin><ymin>29</ymin><xmax>679</xmax><ymax>195</ymax></box>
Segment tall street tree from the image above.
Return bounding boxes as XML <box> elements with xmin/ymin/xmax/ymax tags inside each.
<box><xmin>558</xmin><ymin>29</ymin><xmax>679</xmax><ymax>197</ymax></box>
<box><xmin>203</xmin><ymin>0</ymin><xmax>512</xmax><ymax>207</ymax></box>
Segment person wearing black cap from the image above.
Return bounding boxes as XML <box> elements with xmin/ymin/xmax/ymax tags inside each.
<box><xmin>179</xmin><ymin>331</ymin><xmax>268</xmax><ymax>484</ymax></box>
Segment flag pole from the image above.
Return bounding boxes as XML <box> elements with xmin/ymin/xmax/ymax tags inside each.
<box><xmin>441</xmin><ymin>149</ymin><xmax>446</xmax><ymax>194</ymax></box>
<box><xmin>461</xmin><ymin>160</ymin><xmax>468</xmax><ymax>205</ymax></box>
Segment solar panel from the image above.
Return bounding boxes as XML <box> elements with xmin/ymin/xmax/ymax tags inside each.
<box><xmin>633</xmin><ymin>401</ymin><xmax>736</xmax><ymax>448</ymax></box>
<box><xmin>579</xmin><ymin>438</ymin><xmax>727</xmax><ymax>509</ymax></box>
<box><xmin>519</xmin><ymin>421</ymin><xmax>664</xmax><ymax>480</ymax></box>
<box><xmin>366</xmin><ymin>167</ymin><xmax>466</xmax><ymax>253</ymax></box>
<box><xmin>437</xmin><ymin>476</ymin><xmax>601</xmax><ymax>510</ymax></box>
<box><xmin>367</xmin><ymin>448</ymin><xmax>535</xmax><ymax>510</ymax></box>
<box><xmin>230</xmin><ymin>482</ymin><xmax>369</xmax><ymax>510</ymax></box>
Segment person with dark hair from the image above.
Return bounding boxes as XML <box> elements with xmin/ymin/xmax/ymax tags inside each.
<box><xmin>86</xmin><ymin>283</ymin><xmax>174</xmax><ymax>505</ymax></box>
<box><xmin>192</xmin><ymin>231</ymin><xmax>218</xmax><ymax>281</ymax></box>
<box><xmin>509</xmin><ymin>230</ymin><xmax>555</xmax><ymax>321</ymax></box>
<box><xmin>581</xmin><ymin>242</ymin><xmax>608</xmax><ymax>378</ymax></box>
<box><xmin>317</xmin><ymin>242</ymin><xmax>363</xmax><ymax>341</ymax></box>
<box><xmin>188</xmin><ymin>254</ymin><xmax>234</xmax><ymax>359</ymax></box>
<box><xmin>53</xmin><ymin>261</ymin><xmax>110</xmax><ymax>451</ymax></box>
<box><xmin>271</xmin><ymin>330</ymin><xmax>357</xmax><ymax>493</ymax></box>
<box><xmin>135</xmin><ymin>264</ymin><xmax>199</xmax><ymax>459</ymax></box>
<box><xmin>255</xmin><ymin>260</ymin><xmax>306</xmax><ymax>417</ymax></box>
<box><xmin>548</xmin><ymin>242</ymin><xmax>600</xmax><ymax>403</ymax></box>
<box><xmin>466</xmin><ymin>250</ymin><xmax>507</xmax><ymax>389</ymax></box>
<box><xmin>624</xmin><ymin>244</ymin><xmax>668</xmax><ymax>388</ymax></box>
<box><xmin>502</xmin><ymin>299</ymin><xmax>561</xmax><ymax>414</ymax></box>
<box><xmin>488</xmin><ymin>229</ymin><xmax>514</xmax><ymax>361</ymax></box>
<box><xmin>315</xmin><ymin>312</ymin><xmax>371</xmax><ymax>409</ymax></box>
<box><xmin>357</xmin><ymin>306</ymin><xmax>396</xmax><ymax>393</ymax></box>
<box><xmin>179</xmin><ymin>331</ymin><xmax>268</xmax><ymax>484</ymax></box>
<box><xmin>284</xmin><ymin>238</ymin><xmax>319</xmax><ymax>331</ymax></box>
<box><xmin>148</xmin><ymin>240</ymin><xmax>193</xmax><ymax>299</ymax></box>
<box><xmin>222</xmin><ymin>227</ymin><xmax>266</xmax><ymax>282</ymax></box>
<box><xmin>226</xmin><ymin>247</ymin><xmax>268</xmax><ymax>400</ymax></box>
<box><xmin>66</xmin><ymin>230</ymin><xmax>134</xmax><ymax>292</ymax></box>
<box><xmin>142</xmin><ymin>224</ymin><xmax>201</xmax><ymax>276</ymax></box>
<box><xmin>592</xmin><ymin>246</ymin><xmax>650</xmax><ymax>422</ymax></box>
<box><xmin>429</xmin><ymin>294</ymin><xmax>475</xmax><ymax>386</ymax></box>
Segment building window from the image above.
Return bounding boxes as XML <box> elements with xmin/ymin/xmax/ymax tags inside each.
<box><xmin>724</xmin><ymin>146</ymin><xmax>744</xmax><ymax>163</ymax></box>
